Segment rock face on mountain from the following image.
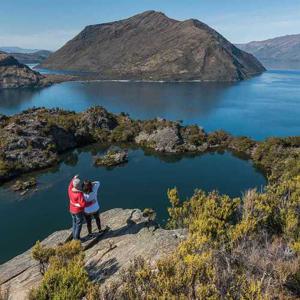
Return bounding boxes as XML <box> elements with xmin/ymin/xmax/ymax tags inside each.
<box><xmin>0</xmin><ymin>208</ymin><xmax>186</xmax><ymax>300</ymax></box>
<box><xmin>236</xmin><ymin>34</ymin><xmax>300</xmax><ymax>69</ymax></box>
<box><xmin>0</xmin><ymin>52</ymin><xmax>44</xmax><ymax>89</ymax></box>
<box><xmin>40</xmin><ymin>11</ymin><xmax>265</xmax><ymax>81</ymax></box>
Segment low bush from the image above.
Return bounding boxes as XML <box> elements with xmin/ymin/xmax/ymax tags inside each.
<box><xmin>30</xmin><ymin>241</ymin><xmax>90</xmax><ymax>300</ymax></box>
<box><xmin>112</xmin><ymin>173</ymin><xmax>300</xmax><ymax>299</ymax></box>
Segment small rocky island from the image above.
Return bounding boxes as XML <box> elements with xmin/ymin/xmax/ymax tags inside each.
<box><xmin>94</xmin><ymin>150</ymin><xmax>128</xmax><ymax>167</ymax></box>
<box><xmin>11</xmin><ymin>177</ymin><xmax>37</xmax><ymax>195</ymax></box>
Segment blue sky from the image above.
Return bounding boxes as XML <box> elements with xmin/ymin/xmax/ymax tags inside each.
<box><xmin>1</xmin><ymin>0</ymin><xmax>300</xmax><ymax>50</ymax></box>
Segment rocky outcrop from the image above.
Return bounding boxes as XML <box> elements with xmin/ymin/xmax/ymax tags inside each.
<box><xmin>94</xmin><ymin>150</ymin><xmax>128</xmax><ymax>167</ymax></box>
<box><xmin>0</xmin><ymin>52</ymin><xmax>74</xmax><ymax>89</ymax></box>
<box><xmin>135</xmin><ymin>126</ymin><xmax>183</xmax><ymax>152</ymax></box>
<box><xmin>40</xmin><ymin>11</ymin><xmax>265</xmax><ymax>81</ymax></box>
<box><xmin>11</xmin><ymin>177</ymin><xmax>37</xmax><ymax>195</ymax></box>
<box><xmin>0</xmin><ymin>106</ymin><xmax>260</xmax><ymax>182</ymax></box>
<box><xmin>0</xmin><ymin>208</ymin><xmax>186</xmax><ymax>300</ymax></box>
<box><xmin>0</xmin><ymin>53</ymin><xmax>44</xmax><ymax>89</ymax></box>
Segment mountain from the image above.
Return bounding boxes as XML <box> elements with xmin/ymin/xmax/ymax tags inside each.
<box><xmin>236</xmin><ymin>34</ymin><xmax>300</xmax><ymax>69</ymax></box>
<box><xmin>0</xmin><ymin>47</ymin><xmax>41</xmax><ymax>54</ymax></box>
<box><xmin>10</xmin><ymin>50</ymin><xmax>52</xmax><ymax>64</ymax></box>
<box><xmin>40</xmin><ymin>11</ymin><xmax>265</xmax><ymax>81</ymax></box>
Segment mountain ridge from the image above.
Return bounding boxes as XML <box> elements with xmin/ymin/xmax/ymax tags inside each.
<box><xmin>236</xmin><ymin>33</ymin><xmax>300</xmax><ymax>69</ymax></box>
<box><xmin>10</xmin><ymin>50</ymin><xmax>52</xmax><ymax>64</ymax></box>
<box><xmin>41</xmin><ymin>11</ymin><xmax>265</xmax><ymax>81</ymax></box>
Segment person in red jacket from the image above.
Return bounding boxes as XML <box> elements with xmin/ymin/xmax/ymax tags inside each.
<box><xmin>68</xmin><ymin>175</ymin><xmax>95</xmax><ymax>240</ymax></box>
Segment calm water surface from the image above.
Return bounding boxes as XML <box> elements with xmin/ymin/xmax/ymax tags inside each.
<box><xmin>0</xmin><ymin>69</ymin><xmax>298</xmax><ymax>263</ymax></box>
<box><xmin>0</xmin><ymin>147</ymin><xmax>266</xmax><ymax>263</ymax></box>
<box><xmin>0</xmin><ymin>70</ymin><xmax>299</xmax><ymax>139</ymax></box>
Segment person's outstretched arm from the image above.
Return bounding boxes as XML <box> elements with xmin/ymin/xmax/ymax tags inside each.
<box><xmin>92</xmin><ymin>181</ymin><xmax>100</xmax><ymax>193</ymax></box>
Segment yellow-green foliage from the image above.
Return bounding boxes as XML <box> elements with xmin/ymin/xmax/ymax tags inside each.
<box><xmin>252</xmin><ymin>137</ymin><xmax>300</xmax><ymax>181</ymax></box>
<box><xmin>39</xmin><ymin>110</ymin><xmax>79</xmax><ymax>133</ymax></box>
<box><xmin>229</xmin><ymin>136</ymin><xmax>256</xmax><ymax>154</ymax></box>
<box><xmin>207</xmin><ymin>130</ymin><xmax>230</xmax><ymax>146</ymax></box>
<box><xmin>30</xmin><ymin>241</ymin><xmax>90</xmax><ymax>300</ymax></box>
<box><xmin>110</xmin><ymin>124</ymin><xmax>137</xmax><ymax>142</ymax></box>
<box><xmin>182</xmin><ymin>125</ymin><xmax>206</xmax><ymax>146</ymax></box>
<box><xmin>32</xmin><ymin>241</ymin><xmax>56</xmax><ymax>275</ymax></box>
<box><xmin>115</xmin><ymin>174</ymin><xmax>300</xmax><ymax>299</ymax></box>
<box><xmin>0</xmin><ymin>159</ymin><xmax>12</xmax><ymax>177</ymax></box>
<box><xmin>167</xmin><ymin>188</ymin><xmax>240</xmax><ymax>245</ymax></box>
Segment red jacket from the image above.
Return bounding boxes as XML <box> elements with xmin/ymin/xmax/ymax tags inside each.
<box><xmin>68</xmin><ymin>178</ymin><xmax>93</xmax><ymax>214</ymax></box>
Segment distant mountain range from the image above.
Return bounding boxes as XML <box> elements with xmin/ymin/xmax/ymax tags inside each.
<box><xmin>40</xmin><ymin>11</ymin><xmax>265</xmax><ymax>81</ymax></box>
<box><xmin>0</xmin><ymin>47</ymin><xmax>52</xmax><ymax>64</ymax></box>
<box><xmin>236</xmin><ymin>34</ymin><xmax>300</xmax><ymax>69</ymax></box>
<box><xmin>10</xmin><ymin>50</ymin><xmax>52</xmax><ymax>64</ymax></box>
<box><xmin>0</xmin><ymin>47</ymin><xmax>42</xmax><ymax>54</ymax></box>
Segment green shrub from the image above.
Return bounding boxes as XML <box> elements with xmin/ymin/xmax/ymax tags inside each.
<box><xmin>30</xmin><ymin>241</ymin><xmax>90</xmax><ymax>300</ymax></box>
<box><xmin>32</xmin><ymin>241</ymin><xmax>55</xmax><ymax>275</ymax></box>
<box><xmin>207</xmin><ymin>130</ymin><xmax>231</xmax><ymax>146</ymax></box>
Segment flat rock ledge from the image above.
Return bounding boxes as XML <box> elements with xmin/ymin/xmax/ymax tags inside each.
<box><xmin>0</xmin><ymin>208</ymin><xmax>186</xmax><ymax>300</ymax></box>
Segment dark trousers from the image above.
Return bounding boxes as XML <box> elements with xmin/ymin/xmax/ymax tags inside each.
<box><xmin>71</xmin><ymin>212</ymin><xmax>84</xmax><ymax>240</ymax></box>
<box><xmin>85</xmin><ymin>210</ymin><xmax>101</xmax><ymax>234</ymax></box>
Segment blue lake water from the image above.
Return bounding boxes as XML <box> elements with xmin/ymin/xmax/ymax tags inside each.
<box><xmin>0</xmin><ymin>147</ymin><xmax>266</xmax><ymax>263</ymax></box>
<box><xmin>0</xmin><ymin>70</ymin><xmax>300</xmax><ymax>139</ymax></box>
<box><xmin>0</xmin><ymin>69</ymin><xmax>299</xmax><ymax>263</ymax></box>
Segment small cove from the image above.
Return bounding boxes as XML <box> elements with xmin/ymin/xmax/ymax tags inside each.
<box><xmin>0</xmin><ymin>146</ymin><xmax>266</xmax><ymax>263</ymax></box>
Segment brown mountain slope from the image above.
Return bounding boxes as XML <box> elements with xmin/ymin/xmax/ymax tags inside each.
<box><xmin>41</xmin><ymin>11</ymin><xmax>265</xmax><ymax>81</ymax></box>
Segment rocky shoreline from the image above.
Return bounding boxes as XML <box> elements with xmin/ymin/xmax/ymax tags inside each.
<box><xmin>0</xmin><ymin>208</ymin><xmax>186</xmax><ymax>299</ymax></box>
<box><xmin>0</xmin><ymin>52</ymin><xmax>74</xmax><ymax>89</ymax></box>
<box><xmin>1</xmin><ymin>105</ymin><xmax>298</xmax><ymax>184</ymax></box>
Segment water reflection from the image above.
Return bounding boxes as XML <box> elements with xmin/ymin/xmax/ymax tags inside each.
<box><xmin>73</xmin><ymin>81</ymin><xmax>233</xmax><ymax>120</ymax></box>
<box><xmin>0</xmin><ymin>88</ymin><xmax>42</xmax><ymax>111</ymax></box>
<box><xmin>0</xmin><ymin>70</ymin><xmax>300</xmax><ymax>139</ymax></box>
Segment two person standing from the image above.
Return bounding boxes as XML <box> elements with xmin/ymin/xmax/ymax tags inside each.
<box><xmin>68</xmin><ymin>175</ymin><xmax>102</xmax><ymax>240</ymax></box>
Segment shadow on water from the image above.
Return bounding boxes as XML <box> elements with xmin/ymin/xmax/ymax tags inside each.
<box><xmin>0</xmin><ymin>80</ymin><xmax>233</xmax><ymax>119</ymax></box>
<box><xmin>0</xmin><ymin>88</ymin><xmax>42</xmax><ymax>112</ymax></box>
